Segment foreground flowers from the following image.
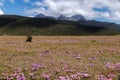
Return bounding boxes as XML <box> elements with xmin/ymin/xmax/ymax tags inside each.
<box><xmin>2</xmin><ymin>68</ymin><xmax>26</xmax><ymax>80</ymax></box>
<box><xmin>105</xmin><ymin>62</ymin><xmax>120</xmax><ymax>71</ymax></box>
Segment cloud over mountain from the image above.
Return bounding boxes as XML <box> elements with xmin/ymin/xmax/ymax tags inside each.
<box><xmin>25</xmin><ymin>0</ymin><xmax>120</xmax><ymax>23</ymax></box>
<box><xmin>0</xmin><ymin>0</ymin><xmax>120</xmax><ymax>24</ymax></box>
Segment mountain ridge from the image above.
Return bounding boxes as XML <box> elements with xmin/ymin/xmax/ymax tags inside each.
<box><xmin>0</xmin><ymin>14</ymin><xmax>120</xmax><ymax>35</ymax></box>
<box><xmin>34</xmin><ymin>13</ymin><xmax>86</xmax><ymax>21</ymax></box>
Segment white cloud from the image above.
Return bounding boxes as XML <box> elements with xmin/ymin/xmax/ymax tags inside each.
<box><xmin>25</xmin><ymin>0</ymin><xmax>120</xmax><ymax>21</ymax></box>
<box><xmin>9</xmin><ymin>0</ymin><xmax>14</xmax><ymax>3</ymax></box>
<box><xmin>0</xmin><ymin>0</ymin><xmax>4</xmax><ymax>6</ymax></box>
<box><xmin>0</xmin><ymin>2</ymin><xmax>4</xmax><ymax>6</ymax></box>
<box><xmin>29</xmin><ymin>15</ymin><xmax>33</xmax><ymax>17</ymax></box>
<box><xmin>0</xmin><ymin>9</ymin><xmax>4</xmax><ymax>15</ymax></box>
<box><xmin>0</xmin><ymin>0</ymin><xmax>15</xmax><ymax>5</ymax></box>
<box><xmin>23</xmin><ymin>0</ymin><xmax>30</xmax><ymax>3</ymax></box>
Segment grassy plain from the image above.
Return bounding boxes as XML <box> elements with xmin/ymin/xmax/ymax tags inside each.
<box><xmin>0</xmin><ymin>36</ymin><xmax>120</xmax><ymax>80</ymax></box>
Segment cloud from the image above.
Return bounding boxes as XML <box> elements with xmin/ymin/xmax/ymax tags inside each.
<box><xmin>0</xmin><ymin>9</ymin><xmax>4</xmax><ymax>15</ymax></box>
<box><xmin>29</xmin><ymin>15</ymin><xmax>33</xmax><ymax>17</ymax></box>
<box><xmin>0</xmin><ymin>0</ymin><xmax>4</xmax><ymax>6</ymax></box>
<box><xmin>9</xmin><ymin>0</ymin><xmax>14</xmax><ymax>3</ymax></box>
<box><xmin>23</xmin><ymin>0</ymin><xmax>30</xmax><ymax>3</ymax></box>
<box><xmin>25</xmin><ymin>0</ymin><xmax>120</xmax><ymax>21</ymax></box>
<box><xmin>0</xmin><ymin>0</ymin><xmax>15</xmax><ymax>4</ymax></box>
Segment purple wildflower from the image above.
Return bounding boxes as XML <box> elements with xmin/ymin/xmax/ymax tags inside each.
<box><xmin>114</xmin><ymin>63</ymin><xmax>120</xmax><ymax>71</ymax></box>
<box><xmin>16</xmin><ymin>73</ymin><xmax>26</xmax><ymax>80</ymax></box>
<box><xmin>74</xmin><ymin>55</ymin><xmax>82</xmax><ymax>59</ymax></box>
<box><xmin>32</xmin><ymin>63</ymin><xmax>45</xmax><ymax>71</ymax></box>
<box><xmin>42</xmin><ymin>74</ymin><xmax>50</xmax><ymax>80</ymax></box>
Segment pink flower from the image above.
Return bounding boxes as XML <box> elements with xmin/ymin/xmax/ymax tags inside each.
<box><xmin>29</xmin><ymin>73</ymin><xmax>35</xmax><ymax>79</ymax></box>
<box><xmin>89</xmin><ymin>56</ymin><xmax>96</xmax><ymax>60</ymax></box>
<box><xmin>74</xmin><ymin>55</ymin><xmax>82</xmax><ymax>59</ymax></box>
<box><xmin>42</xmin><ymin>74</ymin><xmax>50</xmax><ymax>80</ymax></box>
<box><xmin>10</xmin><ymin>73</ymin><xmax>17</xmax><ymax>77</ymax></box>
<box><xmin>114</xmin><ymin>63</ymin><xmax>120</xmax><ymax>71</ymax></box>
<box><xmin>53</xmin><ymin>69</ymin><xmax>60</xmax><ymax>74</ymax></box>
<box><xmin>7</xmin><ymin>77</ymin><xmax>13</xmax><ymax>80</ymax></box>
<box><xmin>60</xmin><ymin>59</ymin><xmax>65</xmax><ymax>64</ymax></box>
<box><xmin>105</xmin><ymin>62</ymin><xmax>114</xmax><ymax>69</ymax></box>
<box><xmin>16</xmin><ymin>73</ymin><xmax>26</xmax><ymax>80</ymax></box>
<box><xmin>0</xmin><ymin>52</ymin><xmax>5</xmax><ymax>54</ymax></box>
<box><xmin>96</xmin><ymin>74</ymin><xmax>107</xmax><ymax>80</ymax></box>
<box><xmin>70</xmin><ymin>74</ymin><xmax>79</xmax><ymax>79</ymax></box>
<box><xmin>89</xmin><ymin>63</ymin><xmax>95</xmax><ymax>66</ymax></box>
<box><xmin>16</xmin><ymin>68</ymin><xmax>22</xmax><ymax>73</ymax></box>
<box><xmin>58</xmin><ymin>76</ymin><xmax>66</xmax><ymax>80</ymax></box>
<box><xmin>39</xmin><ymin>51</ymin><xmax>50</xmax><ymax>57</ymax></box>
<box><xmin>81</xmin><ymin>73</ymin><xmax>90</xmax><ymax>78</ymax></box>
<box><xmin>106</xmin><ymin>78</ymin><xmax>112</xmax><ymax>80</ymax></box>
<box><xmin>32</xmin><ymin>64</ymin><xmax>45</xmax><ymax>71</ymax></box>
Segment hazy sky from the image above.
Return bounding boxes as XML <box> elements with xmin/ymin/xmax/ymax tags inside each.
<box><xmin>0</xmin><ymin>0</ymin><xmax>120</xmax><ymax>24</ymax></box>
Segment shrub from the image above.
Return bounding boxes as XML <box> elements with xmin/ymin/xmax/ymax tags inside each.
<box><xmin>26</xmin><ymin>35</ymin><xmax>32</xmax><ymax>42</ymax></box>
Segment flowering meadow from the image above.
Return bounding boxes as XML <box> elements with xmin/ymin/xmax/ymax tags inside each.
<box><xmin>0</xmin><ymin>36</ymin><xmax>120</xmax><ymax>80</ymax></box>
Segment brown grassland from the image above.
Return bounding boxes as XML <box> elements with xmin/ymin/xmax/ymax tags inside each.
<box><xmin>0</xmin><ymin>36</ymin><xmax>120</xmax><ymax>80</ymax></box>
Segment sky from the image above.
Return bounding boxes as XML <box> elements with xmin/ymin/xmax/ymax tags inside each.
<box><xmin>0</xmin><ymin>0</ymin><xmax>120</xmax><ymax>24</ymax></box>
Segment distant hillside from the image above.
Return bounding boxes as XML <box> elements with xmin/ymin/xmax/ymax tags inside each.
<box><xmin>0</xmin><ymin>15</ymin><xmax>120</xmax><ymax>35</ymax></box>
<box><xmin>0</xmin><ymin>15</ymin><xmax>27</xmax><ymax>27</ymax></box>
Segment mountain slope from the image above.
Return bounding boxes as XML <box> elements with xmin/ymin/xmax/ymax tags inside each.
<box><xmin>0</xmin><ymin>15</ymin><xmax>26</xmax><ymax>27</ymax></box>
<box><xmin>78</xmin><ymin>20</ymin><xmax>120</xmax><ymax>31</ymax></box>
<box><xmin>0</xmin><ymin>15</ymin><xmax>119</xmax><ymax>35</ymax></box>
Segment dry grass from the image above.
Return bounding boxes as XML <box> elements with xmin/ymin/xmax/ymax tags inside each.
<box><xmin>0</xmin><ymin>36</ymin><xmax>120</xmax><ymax>80</ymax></box>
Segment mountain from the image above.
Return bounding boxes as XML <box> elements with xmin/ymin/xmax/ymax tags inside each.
<box><xmin>34</xmin><ymin>13</ymin><xmax>48</xmax><ymax>18</ymax></box>
<box><xmin>69</xmin><ymin>14</ymin><xmax>86</xmax><ymax>21</ymax></box>
<box><xmin>57</xmin><ymin>15</ymin><xmax>69</xmax><ymax>20</ymax></box>
<box><xmin>34</xmin><ymin>13</ymin><xmax>86</xmax><ymax>21</ymax></box>
<box><xmin>0</xmin><ymin>15</ymin><xmax>120</xmax><ymax>35</ymax></box>
<box><xmin>34</xmin><ymin>13</ymin><xmax>55</xmax><ymax>19</ymax></box>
